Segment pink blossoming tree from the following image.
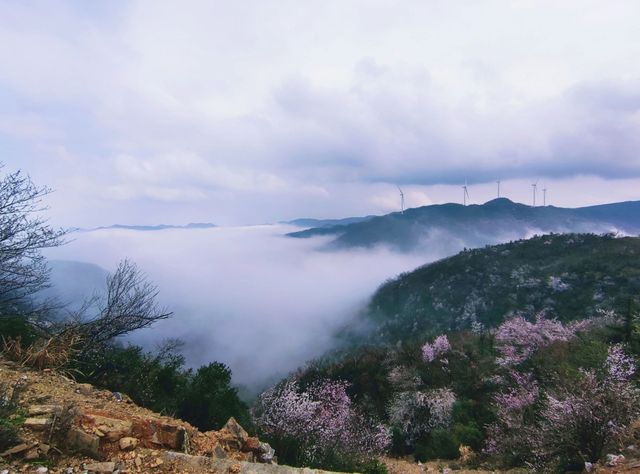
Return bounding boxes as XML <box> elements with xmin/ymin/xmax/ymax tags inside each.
<box><xmin>253</xmin><ymin>378</ymin><xmax>391</xmax><ymax>466</ymax></box>
<box><xmin>537</xmin><ymin>344</ymin><xmax>640</xmax><ymax>465</ymax></box>
<box><xmin>494</xmin><ymin>315</ymin><xmax>589</xmax><ymax>366</ymax></box>
<box><xmin>387</xmin><ymin>388</ymin><xmax>456</xmax><ymax>445</ymax></box>
<box><xmin>422</xmin><ymin>335</ymin><xmax>451</xmax><ymax>364</ymax></box>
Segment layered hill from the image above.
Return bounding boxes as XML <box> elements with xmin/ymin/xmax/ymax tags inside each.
<box><xmin>358</xmin><ymin>233</ymin><xmax>640</xmax><ymax>344</ymax></box>
<box><xmin>288</xmin><ymin>198</ymin><xmax>640</xmax><ymax>251</ymax></box>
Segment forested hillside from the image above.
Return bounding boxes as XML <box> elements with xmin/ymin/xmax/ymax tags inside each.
<box><xmin>363</xmin><ymin>233</ymin><xmax>640</xmax><ymax>344</ymax></box>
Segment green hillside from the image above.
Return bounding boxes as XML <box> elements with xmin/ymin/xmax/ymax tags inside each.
<box><xmin>363</xmin><ymin>233</ymin><xmax>640</xmax><ymax>344</ymax></box>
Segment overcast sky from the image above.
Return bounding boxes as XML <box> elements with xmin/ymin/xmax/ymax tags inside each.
<box><xmin>1</xmin><ymin>0</ymin><xmax>640</xmax><ymax>226</ymax></box>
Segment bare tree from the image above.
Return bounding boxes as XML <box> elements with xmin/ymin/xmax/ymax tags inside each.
<box><xmin>74</xmin><ymin>259</ymin><xmax>173</xmax><ymax>351</ymax></box>
<box><xmin>0</xmin><ymin>165</ymin><xmax>66</xmax><ymax>312</ymax></box>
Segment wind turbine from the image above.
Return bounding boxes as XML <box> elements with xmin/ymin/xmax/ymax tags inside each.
<box><xmin>543</xmin><ymin>188</ymin><xmax>547</xmax><ymax>207</ymax></box>
<box><xmin>397</xmin><ymin>186</ymin><xmax>405</xmax><ymax>214</ymax></box>
<box><xmin>463</xmin><ymin>179</ymin><xmax>470</xmax><ymax>206</ymax></box>
<box><xmin>496</xmin><ymin>180</ymin><xmax>501</xmax><ymax>198</ymax></box>
<box><xmin>531</xmin><ymin>180</ymin><xmax>538</xmax><ymax>207</ymax></box>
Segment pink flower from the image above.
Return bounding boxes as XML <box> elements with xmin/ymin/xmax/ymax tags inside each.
<box><xmin>422</xmin><ymin>335</ymin><xmax>451</xmax><ymax>363</ymax></box>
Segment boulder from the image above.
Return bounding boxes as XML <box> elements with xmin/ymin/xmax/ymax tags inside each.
<box><xmin>23</xmin><ymin>417</ymin><xmax>52</xmax><ymax>430</ymax></box>
<box><xmin>67</xmin><ymin>427</ymin><xmax>101</xmax><ymax>459</ymax></box>
<box><xmin>76</xmin><ymin>383</ymin><xmax>94</xmax><ymax>396</ymax></box>
<box><xmin>118</xmin><ymin>436</ymin><xmax>138</xmax><ymax>451</ymax></box>
<box><xmin>219</xmin><ymin>417</ymin><xmax>249</xmax><ymax>450</ymax></box>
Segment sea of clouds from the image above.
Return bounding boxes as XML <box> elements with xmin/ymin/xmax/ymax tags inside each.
<box><xmin>44</xmin><ymin>225</ymin><xmax>436</xmax><ymax>393</ymax></box>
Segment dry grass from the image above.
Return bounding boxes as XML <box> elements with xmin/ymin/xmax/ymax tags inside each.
<box><xmin>2</xmin><ymin>330</ymin><xmax>82</xmax><ymax>370</ymax></box>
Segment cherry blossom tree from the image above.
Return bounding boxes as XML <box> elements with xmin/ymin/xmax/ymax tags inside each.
<box><xmin>494</xmin><ymin>315</ymin><xmax>589</xmax><ymax>366</ymax></box>
<box><xmin>422</xmin><ymin>335</ymin><xmax>451</xmax><ymax>363</ymax></box>
<box><xmin>538</xmin><ymin>344</ymin><xmax>640</xmax><ymax>464</ymax></box>
<box><xmin>253</xmin><ymin>378</ymin><xmax>390</xmax><ymax>466</ymax></box>
<box><xmin>388</xmin><ymin>388</ymin><xmax>456</xmax><ymax>445</ymax></box>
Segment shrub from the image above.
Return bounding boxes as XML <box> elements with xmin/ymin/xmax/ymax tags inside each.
<box><xmin>360</xmin><ymin>459</ymin><xmax>388</xmax><ymax>474</ymax></box>
<box><xmin>415</xmin><ymin>429</ymin><xmax>459</xmax><ymax>461</ymax></box>
<box><xmin>178</xmin><ymin>362</ymin><xmax>250</xmax><ymax>431</ymax></box>
<box><xmin>0</xmin><ymin>419</ymin><xmax>20</xmax><ymax>452</ymax></box>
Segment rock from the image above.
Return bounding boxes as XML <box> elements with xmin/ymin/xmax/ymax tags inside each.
<box><xmin>606</xmin><ymin>453</ymin><xmax>625</xmax><ymax>466</ymax></box>
<box><xmin>0</xmin><ymin>442</ymin><xmax>34</xmax><ymax>457</ymax></box>
<box><xmin>584</xmin><ymin>461</ymin><xmax>593</xmax><ymax>472</ymax></box>
<box><xmin>76</xmin><ymin>383</ymin><xmax>94</xmax><ymax>396</ymax></box>
<box><xmin>163</xmin><ymin>451</ymin><xmax>343</xmax><ymax>473</ymax></box>
<box><xmin>241</xmin><ymin>437</ymin><xmax>275</xmax><ymax>464</ymax></box>
<box><xmin>243</xmin><ymin>437</ymin><xmax>261</xmax><ymax>452</ymax></box>
<box><xmin>223</xmin><ymin>417</ymin><xmax>249</xmax><ymax>442</ymax></box>
<box><xmin>67</xmin><ymin>427</ymin><xmax>102</xmax><ymax>459</ymax></box>
<box><xmin>27</xmin><ymin>405</ymin><xmax>62</xmax><ymax>416</ymax></box>
<box><xmin>33</xmin><ymin>467</ymin><xmax>48</xmax><ymax>473</ymax></box>
<box><xmin>82</xmin><ymin>413</ymin><xmax>132</xmax><ymax>442</ymax></box>
<box><xmin>23</xmin><ymin>417</ymin><xmax>52</xmax><ymax>430</ymax></box>
<box><xmin>257</xmin><ymin>442</ymin><xmax>275</xmax><ymax>464</ymax></box>
<box><xmin>84</xmin><ymin>462</ymin><xmax>116</xmax><ymax>473</ymax></box>
<box><xmin>118</xmin><ymin>436</ymin><xmax>138</xmax><ymax>451</ymax></box>
<box><xmin>214</xmin><ymin>444</ymin><xmax>227</xmax><ymax>459</ymax></box>
<box><xmin>148</xmin><ymin>422</ymin><xmax>185</xmax><ymax>449</ymax></box>
<box><xmin>219</xmin><ymin>417</ymin><xmax>249</xmax><ymax>450</ymax></box>
<box><xmin>24</xmin><ymin>446</ymin><xmax>43</xmax><ymax>461</ymax></box>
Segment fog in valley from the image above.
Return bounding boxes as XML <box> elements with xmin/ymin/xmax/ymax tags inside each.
<box><xmin>43</xmin><ymin>225</ymin><xmax>433</xmax><ymax>393</ymax></box>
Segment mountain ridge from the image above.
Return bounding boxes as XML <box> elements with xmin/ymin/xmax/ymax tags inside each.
<box><xmin>288</xmin><ymin>198</ymin><xmax>640</xmax><ymax>251</ymax></box>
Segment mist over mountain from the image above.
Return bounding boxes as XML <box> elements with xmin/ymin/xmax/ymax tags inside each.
<box><xmin>79</xmin><ymin>223</ymin><xmax>218</xmax><ymax>232</ymax></box>
<box><xmin>284</xmin><ymin>216</ymin><xmax>375</xmax><ymax>228</ymax></box>
<box><xmin>39</xmin><ymin>204</ymin><xmax>640</xmax><ymax>393</ymax></box>
<box><xmin>42</xmin><ymin>225</ymin><xmax>428</xmax><ymax>393</ymax></box>
<box><xmin>288</xmin><ymin>198</ymin><xmax>640</xmax><ymax>251</ymax></box>
<box><xmin>36</xmin><ymin>260</ymin><xmax>109</xmax><ymax>314</ymax></box>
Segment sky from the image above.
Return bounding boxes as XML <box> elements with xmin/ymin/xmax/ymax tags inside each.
<box><xmin>1</xmin><ymin>0</ymin><xmax>640</xmax><ymax>226</ymax></box>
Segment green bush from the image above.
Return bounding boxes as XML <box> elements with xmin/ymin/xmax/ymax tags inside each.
<box><xmin>0</xmin><ymin>420</ymin><xmax>20</xmax><ymax>452</ymax></box>
<box><xmin>415</xmin><ymin>429</ymin><xmax>459</xmax><ymax>461</ymax></box>
<box><xmin>74</xmin><ymin>343</ymin><xmax>251</xmax><ymax>432</ymax></box>
<box><xmin>451</xmin><ymin>423</ymin><xmax>483</xmax><ymax>450</ymax></box>
<box><xmin>360</xmin><ymin>459</ymin><xmax>388</xmax><ymax>474</ymax></box>
<box><xmin>178</xmin><ymin>362</ymin><xmax>250</xmax><ymax>431</ymax></box>
<box><xmin>0</xmin><ymin>315</ymin><xmax>40</xmax><ymax>346</ymax></box>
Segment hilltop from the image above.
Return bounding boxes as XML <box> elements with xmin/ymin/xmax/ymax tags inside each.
<box><xmin>356</xmin><ymin>233</ymin><xmax>640</xmax><ymax>344</ymax></box>
<box><xmin>287</xmin><ymin>198</ymin><xmax>640</xmax><ymax>251</ymax></box>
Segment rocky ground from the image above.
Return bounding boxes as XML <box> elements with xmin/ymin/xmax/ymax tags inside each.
<box><xmin>0</xmin><ymin>357</ymin><xmax>337</xmax><ymax>473</ymax></box>
<box><xmin>3</xmin><ymin>356</ymin><xmax>640</xmax><ymax>474</ymax></box>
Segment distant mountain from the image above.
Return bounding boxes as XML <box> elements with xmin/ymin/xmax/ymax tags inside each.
<box><xmin>80</xmin><ymin>223</ymin><xmax>217</xmax><ymax>232</ymax></box>
<box><xmin>287</xmin><ymin>198</ymin><xmax>640</xmax><ymax>251</ymax></box>
<box><xmin>357</xmin><ymin>233</ymin><xmax>640</xmax><ymax>345</ymax></box>
<box><xmin>284</xmin><ymin>215</ymin><xmax>376</xmax><ymax>228</ymax></box>
<box><xmin>37</xmin><ymin>260</ymin><xmax>110</xmax><ymax>314</ymax></box>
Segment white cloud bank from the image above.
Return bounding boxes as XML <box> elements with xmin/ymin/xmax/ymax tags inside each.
<box><xmin>44</xmin><ymin>226</ymin><xmax>432</xmax><ymax>391</ymax></box>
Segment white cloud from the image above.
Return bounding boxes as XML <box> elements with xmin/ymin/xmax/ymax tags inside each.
<box><xmin>0</xmin><ymin>0</ymin><xmax>639</xmax><ymax>225</ymax></box>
